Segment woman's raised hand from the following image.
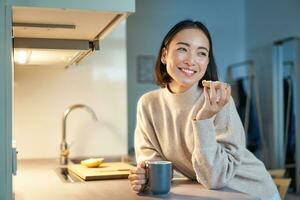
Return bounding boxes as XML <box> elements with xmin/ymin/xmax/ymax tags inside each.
<box><xmin>128</xmin><ymin>161</ymin><xmax>147</xmax><ymax>192</ymax></box>
<box><xmin>195</xmin><ymin>80</ymin><xmax>231</xmax><ymax>120</ymax></box>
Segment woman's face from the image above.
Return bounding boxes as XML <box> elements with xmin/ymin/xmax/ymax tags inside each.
<box><xmin>161</xmin><ymin>28</ymin><xmax>210</xmax><ymax>93</ymax></box>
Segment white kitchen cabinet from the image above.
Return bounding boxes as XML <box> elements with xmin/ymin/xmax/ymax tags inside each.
<box><xmin>12</xmin><ymin>0</ymin><xmax>134</xmax><ymax>68</ymax></box>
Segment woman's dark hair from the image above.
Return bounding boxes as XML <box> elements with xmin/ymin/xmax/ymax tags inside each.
<box><xmin>154</xmin><ymin>19</ymin><xmax>219</xmax><ymax>88</ymax></box>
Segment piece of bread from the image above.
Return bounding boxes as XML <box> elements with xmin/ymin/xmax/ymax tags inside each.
<box><xmin>81</xmin><ymin>158</ymin><xmax>104</xmax><ymax>168</ymax></box>
<box><xmin>202</xmin><ymin>80</ymin><xmax>228</xmax><ymax>89</ymax></box>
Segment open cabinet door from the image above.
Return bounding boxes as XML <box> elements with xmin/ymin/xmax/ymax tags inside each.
<box><xmin>0</xmin><ymin>1</ymin><xmax>13</xmax><ymax>200</ymax></box>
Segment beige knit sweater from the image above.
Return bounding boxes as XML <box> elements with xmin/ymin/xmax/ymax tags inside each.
<box><xmin>134</xmin><ymin>83</ymin><xmax>278</xmax><ymax>199</ymax></box>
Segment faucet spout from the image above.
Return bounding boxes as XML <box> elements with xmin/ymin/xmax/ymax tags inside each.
<box><xmin>60</xmin><ymin>104</ymin><xmax>98</xmax><ymax>165</ymax></box>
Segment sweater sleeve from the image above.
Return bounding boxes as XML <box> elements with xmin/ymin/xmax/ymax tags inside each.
<box><xmin>134</xmin><ymin>97</ymin><xmax>163</xmax><ymax>164</ymax></box>
<box><xmin>191</xmin><ymin>97</ymin><xmax>245</xmax><ymax>189</ymax></box>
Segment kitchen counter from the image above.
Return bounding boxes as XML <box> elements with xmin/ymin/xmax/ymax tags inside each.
<box><xmin>13</xmin><ymin>159</ymin><xmax>259</xmax><ymax>200</ymax></box>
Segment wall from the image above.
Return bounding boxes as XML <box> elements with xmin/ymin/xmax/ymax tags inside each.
<box><xmin>127</xmin><ymin>0</ymin><xmax>246</xmax><ymax>153</ymax></box>
<box><xmin>245</xmin><ymin>0</ymin><xmax>300</xmax><ymax>167</ymax></box>
<box><xmin>14</xmin><ymin>21</ymin><xmax>127</xmax><ymax>159</ymax></box>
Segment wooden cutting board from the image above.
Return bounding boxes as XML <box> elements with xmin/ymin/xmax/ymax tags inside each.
<box><xmin>68</xmin><ymin>162</ymin><xmax>135</xmax><ymax>181</ymax></box>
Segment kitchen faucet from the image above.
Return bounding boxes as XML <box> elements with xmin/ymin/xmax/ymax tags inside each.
<box><xmin>60</xmin><ymin>104</ymin><xmax>98</xmax><ymax>165</ymax></box>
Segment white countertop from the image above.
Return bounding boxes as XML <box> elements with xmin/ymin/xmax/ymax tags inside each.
<box><xmin>13</xmin><ymin>159</ymin><xmax>259</xmax><ymax>200</ymax></box>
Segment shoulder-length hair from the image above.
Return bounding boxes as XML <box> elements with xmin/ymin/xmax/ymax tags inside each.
<box><xmin>154</xmin><ymin>19</ymin><xmax>219</xmax><ymax>88</ymax></box>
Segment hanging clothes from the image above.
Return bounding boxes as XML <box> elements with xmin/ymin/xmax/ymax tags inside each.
<box><xmin>235</xmin><ymin>79</ymin><xmax>247</xmax><ymax>123</ymax></box>
<box><xmin>284</xmin><ymin>77</ymin><xmax>296</xmax><ymax>190</ymax></box>
<box><xmin>248</xmin><ymin>87</ymin><xmax>262</xmax><ymax>154</ymax></box>
<box><xmin>234</xmin><ymin>78</ymin><xmax>262</xmax><ymax>155</ymax></box>
<box><xmin>283</xmin><ymin>78</ymin><xmax>296</xmax><ymax>163</ymax></box>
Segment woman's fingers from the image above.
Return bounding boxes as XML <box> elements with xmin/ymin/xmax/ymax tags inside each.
<box><xmin>202</xmin><ymin>80</ymin><xmax>222</xmax><ymax>105</ymax></box>
<box><xmin>128</xmin><ymin>173</ymin><xmax>146</xmax><ymax>181</ymax></box>
<box><xmin>130</xmin><ymin>166</ymin><xmax>145</xmax><ymax>174</ymax></box>
<box><xmin>195</xmin><ymin>87</ymin><xmax>209</xmax><ymax>120</ymax></box>
<box><xmin>209</xmin><ymin>81</ymin><xmax>217</xmax><ymax>105</ymax></box>
<box><xmin>203</xmin><ymin>86</ymin><xmax>209</xmax><ymax>102</ymax></box>
<box><xmin>195</xmin><ymin>80</ymin><xmax>232</xmax><ymax>120</ymax></box>
<box><xmin>138</xmin><ymin>161</ymin><xmax>146</xmax><ymax>168</ymax></box>
<box><xmin>218</xmin><ymin>83</ymin><xmax>226</xmax><ymax>105</ymax></box>
<box><xmin>128</xmin><ymin>167</ymin><xmax>147</xmax><ymax>192</ymax></box>
<box><xmin>196</xmin><ymin>80</ymin><xmax>231</xmax><ymax>120</ymax></box>
<box><xmin>130</xmin><ymin>179</ymin><xmax>147</xmax><ymax>186</ymax></box>
<box><xmin>216</xmin><ymin>86</ymin><xmax>222</xmax><ymax>103</ymax></box>
<box><xmin>131</xmin><ymin>184</ymin><xmax>142</xmax><ymax>192</ymax></box>
<box><xmin>226</xmin><ymin>83</ymin><xmax>231</xmax><ymax>101</ymax></box>
<box><xmin>202</xmin><ymin>80</ymin><xmax>231</xmax><ymax>106</ymax></box>
<box><xmin>128</xmin><ymin>160</ymin><xmax>151</xmax><ymax>193</ymax></box>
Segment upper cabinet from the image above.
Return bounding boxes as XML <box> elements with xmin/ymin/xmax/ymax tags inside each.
<box><xmin>12</xmin><ymin>0</ymin><xmax>135</xmax><ymax>68</ymax></box>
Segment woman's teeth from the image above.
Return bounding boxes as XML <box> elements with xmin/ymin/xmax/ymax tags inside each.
<box><xmin>179</xmin><ymin>67</ymin><xmax>196</xmax><ymax>75</ymax></box>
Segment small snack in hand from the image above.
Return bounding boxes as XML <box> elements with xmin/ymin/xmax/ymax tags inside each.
<box><xmin>81</xmin><ymin>158</ymin><xmax>104</xmax><ymax>168</ymax></box>
<box><xmin>202</xmin><ymin>80</ymin><xmax>228</xmax><ymax>89</ymax></box>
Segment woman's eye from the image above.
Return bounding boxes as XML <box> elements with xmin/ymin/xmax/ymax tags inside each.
<box><xmin>198</xmin><ymin>52</ymin><xmax>207</xmax><ymax>57</ymax></box>
<box><xmin>177</xmin><ymin>47</ymin><xmax>187</xmax><ymax>52</ymax></box>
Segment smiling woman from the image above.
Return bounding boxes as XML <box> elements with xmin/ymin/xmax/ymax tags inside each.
<box><xmin>128</xmin><ymin>19</ymin><xmax>281</xmax><ymax>200</ymax></box>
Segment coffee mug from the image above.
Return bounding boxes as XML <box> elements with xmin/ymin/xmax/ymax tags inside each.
<box><xmin>145</xmin><ymin>160</ymin><xmax>172</xmax><ymax>195</ymax></box>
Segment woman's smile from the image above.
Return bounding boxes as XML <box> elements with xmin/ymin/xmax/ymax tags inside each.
<box><xmin>177</xmin><ymin>67</ymin><xmax>198</xmax><ymax>77</ymax></box>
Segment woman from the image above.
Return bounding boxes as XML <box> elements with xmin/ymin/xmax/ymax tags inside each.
<box><xmin>128</xmin><ymin>19</ymin><xmax>280</xmax><ymax>200</ymax></box>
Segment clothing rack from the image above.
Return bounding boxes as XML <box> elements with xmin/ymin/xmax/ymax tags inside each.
<box><xmin>273</xmin><ymin>37</ymin><xmax>300</xmax><ymax>194</ymax></box>
<box><xmin>226</xmin><ymin>60</ymin><xmax>266</xmax><ymax>158</ymax></box>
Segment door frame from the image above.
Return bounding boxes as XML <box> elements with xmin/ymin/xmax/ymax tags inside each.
<box><xmin>0</xmin><ymin>1</ymin><xmax>13</xmax><ymax>200</ymax></box>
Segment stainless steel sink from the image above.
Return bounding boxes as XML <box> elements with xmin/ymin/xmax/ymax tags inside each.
<box><xmin>55</xmin><ymin>155</ymin><xmax>136</xmax><ymax>183</ymax></box>
<box><xmin>55</xmin><ymin>167</ymin><xmax>85</xmax><ymax>183</ymax></box>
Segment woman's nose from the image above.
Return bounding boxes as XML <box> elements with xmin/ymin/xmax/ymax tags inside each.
<box><xmin>184</xmin><ymin>53</ymin><xmax>196</xmax><ymax>66</ymax></box>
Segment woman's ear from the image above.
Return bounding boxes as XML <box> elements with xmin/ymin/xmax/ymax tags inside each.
<box><xmin>161</xmin><ymin>48</ymin><xmax>167</xmax><ymax>64</ymax></box>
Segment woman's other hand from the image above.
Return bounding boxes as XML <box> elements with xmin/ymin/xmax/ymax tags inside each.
<box><xmin>195</xmin><ymin>80</ymin><xmax>231</xmax><ymax>120</ymax></box>
<box><xmin>128</xmin><ymin>161</ymin><xmax>147</xmax><ymax>192</ymax></box>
